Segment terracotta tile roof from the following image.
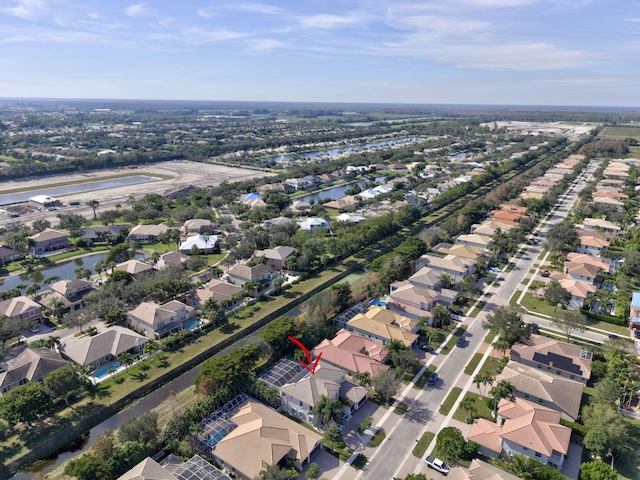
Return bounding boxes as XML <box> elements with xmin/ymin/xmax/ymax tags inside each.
<box><xmin>510</xmin><ymin>334</ymin><xmax>592</xmax><ymax>380</ymax></box>
<box><xmin>565</xmin><ymin>261</ymin><xmax>599</xmax><ymax>279</ymax></box>
<box><xmin>565</xmin><ymin>253</ymin><xmax>610</xmax><ymax>273</ymax></box>
<box><xmin>559</xmin><ymin>278</ymin><xmax>597</xmax><ymax>298</ymax></box>
<box><xmin>467</xmin><ymin>419</ymin><xmax>502</xmax><ymax>454</ymax></box>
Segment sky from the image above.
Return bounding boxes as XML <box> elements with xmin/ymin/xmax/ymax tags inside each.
<box><xmin>0</xmin><ymin>0</ymin><xmax>639</xmax><ymax>106</ymax></box>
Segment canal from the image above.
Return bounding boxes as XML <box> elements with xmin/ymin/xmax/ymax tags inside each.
<box><xmin>297</xmin><ymin>176</ymin><xmax>386</xmax><ymax>204</ymax></box>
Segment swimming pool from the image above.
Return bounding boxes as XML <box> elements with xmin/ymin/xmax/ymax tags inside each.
<box><xmin>92</xmin><ymin>363</ymin><xmax>120</xmax><ymax>379</ymax></box>
<box><xmin>369</xmin><ymin>299</ymin><xmax>387</xmax><ymax>307</ymax></box>
<box><xmin>185</xmin><ymin>319</ymin><xmax>203</xmax><ymax>331</ymax></box>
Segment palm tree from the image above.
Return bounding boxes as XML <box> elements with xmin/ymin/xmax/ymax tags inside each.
<box><xmin>460</xmin><ymin>396</ymin><xmax>477</xmax><ymax>423</ymax></box>
<box><xmin>45</xmin><ymin>335</ymin><xmax>61</xmax><ymax>351</ymax></box>
<box><xmin>75</xmin><ymin>363</ymin><xmax>94</xmax><ymax>383</ymax></box>
<box><xmin>24</xmin><ymin>283</ymin><xmax>40</xmax><ymax>297</ymax></box>
<box><xmin>168</xmin><ymin>229</ymin><xmax>181</xmax><ymax>251</ymax></box>
<box><xmin>150</xmin><ymin>252</ymin><xmax>160</xmax><ymax>264</ymax></box>
<box><xmin>474</xmin><ymin>372</ymin><xmax>494</xmax><ymax>399</ymax></box>
<box><xmin>489</xmin><ymin>380</ymin><xmax>515</xmax><ymax>416</ymax></box>
<box><xmin>438</xmin><ymin>273</ymin><xmax>453</xmax><ymax>289</ymax></box>
<box><xmin>48</xmin><ymin>298</ymin><xmax>67</xmax><ymax>323</ymax></box>
<box><xmin>118</xmin><ymin>352</ymin><xmax>133</xmax><ymax>373</ymax></box>
<box><xmin>108</xmin><ymin>367</ymin><xmax>117</xmax><ymax>379</ymax></box>
<box><xmin>354</xmin><ymin>372</ymin><xmax>371</xmax><ymax>388</ymax></box>
<box><xmin>493</xmin><ymin>337</ymin><xmax>511</xmax><ymax>358</ymax></box>
<box><xmin>86</xmin><ymin>200</ymin><xmax>100</xmax><ymax>219</ymax></box>
<box><xmin>312</xmin><ymin>395</ymin><xmax>344</xmax><ymax>427</ymax></box>
<box><xmin>502</xmin><ymin>454</ymin><xmax>539</xmax><ymax>479</ymax></box>
<box><xmin>94</xmin><ymin>260</ymin><xmax>105</xmax><ymax>279</ymax></box>
<box><xmin>143</xmin><ymin>340</ymin><xmax>160</xmax><ymax>357</ymax></box>
<box><xmin>386</xmin><ymin>339</ymin><xmax>408</xmax><ymax>353</ymax></box>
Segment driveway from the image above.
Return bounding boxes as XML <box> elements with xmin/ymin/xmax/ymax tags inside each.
<box><xmin>561</xmin><ymin>442</ymin><xmax>583</xmax><ymax>480</ymax></box>
<box><xmin>298</xmin><ymin>450</ymin><xmax>357</xmax><ymax>480</ymax></box>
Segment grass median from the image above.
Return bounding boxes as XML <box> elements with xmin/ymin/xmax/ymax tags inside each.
<box><xmin>439</xmin><ymin>387</ymin><xmax>462</xmax><ymax>416</ymax></box>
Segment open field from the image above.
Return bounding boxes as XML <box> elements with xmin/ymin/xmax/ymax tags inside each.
<box><xmin>599</xmin><ymin>125</ymin><xmax>640</xmax><ymax>140</ymax></box>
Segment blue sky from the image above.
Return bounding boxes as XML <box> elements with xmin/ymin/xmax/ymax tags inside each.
<box><xmin>0</xmin><ymin>0</ymin><xmax>638</xmax><ymax>106</ymax></box>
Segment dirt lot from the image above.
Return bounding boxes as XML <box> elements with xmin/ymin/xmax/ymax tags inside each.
<box><xmin>0</xmin><ymin>161</ymin><xmax>274</xmax><ymax>227</ymax></box>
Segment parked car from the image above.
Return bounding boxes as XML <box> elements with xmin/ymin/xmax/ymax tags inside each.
<box><xmin>425</xmin><ymin>456</ymin><xmax>450</xmax><ymax>476</ymax></box>
<box><xmin>455</xmin><ymin>336</ymin><xmax>465</xmax><ymax>347</ymax></box>
<box><xmin>29</xmin><ymin>323</ymin><xmax>40</xmax><ymax>333</ymax></box>
<box><xmin>427</xmin><ymin>371</ymin><xmax>438</xmax><ymax>386</ymax></box>
<box><xmin>608</xmin><ymin>334</ymin><xmax>619</xmax><ymax>340</ymax></box>
<box><xmin>449</xmin><ymin>308</ymin><xmax>464</xmax><ymax>316</ymax></box>
<box><xmin>421</xmin><ymin>344</ymin><xmax>434</xmax><ymax>353</ymax></box>
<box><xmin>541</xmin><ymin>270</ymin><xmax>550</xmax><ymax>277</ymax></box>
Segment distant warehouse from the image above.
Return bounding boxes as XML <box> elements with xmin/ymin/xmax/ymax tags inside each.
<box><xmin>29</xmin><ymin>195</ymin><xmax>60</xmax><ymax>208</ymax></box>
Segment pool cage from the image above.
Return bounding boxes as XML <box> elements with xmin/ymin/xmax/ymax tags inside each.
<box><xmin>193</xmin><ymin>393</ymin><xmax>247</xmax><ymax>458</ymax></box>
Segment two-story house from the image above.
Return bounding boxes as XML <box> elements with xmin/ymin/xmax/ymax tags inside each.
<box><xmin>252</xmin><ymin>246</ymin><xmax>296</xmax><ymax>271</ymax></box>
<box><xmin>0</xmin><ymin>245</ymin><xmax>21</xmax><ymax>265</ymax></box>
<box><xmin>498</xmin><ymin>361</ymin><xmax>583</xmax><ymax>421</ymax></box>
<box><xmin>509</xmin><ymin>334</ymin><xmax>592</xmax><ymax>384</ymax></box>
<box><xmin>113</xmin><ymin>259</ymin><xmax>155</xmax><ymax>279</ymax></box>
<box><xmin>128</xmin><ymin>300</ymin><xmax>197</xmax><ymax>339</ymax></box>
<box><xmin>188</xmin><ymin>278</ymin><xmax>244</xmax><ymax>309</ymax></box>
<box><xmin>279</xmin><ymin>363</ymin><xmax>368</xmax><ymax>424</ymax></box>
<box><xmin>182</xmin><ymin>218</ymin><xmax>214</xmax><ymax>236</ymax></box>
<box><xmin>227</xmin><ymin>264</ymin><xmax>274</xmax><ymax>288</ymax></box>
<box><xmin>127</xmin><ymin>223</ymin><xmax>169</xmax><ymax>243</ymax></box>
<box><xmin>0</xmin><ymin>295</ymin><xmax>42</xmax><ymax>324</ymax></box>
<box><xmin>576</xmin><ymin>229</ymin><xmax>610</xmax><ymax>257</ymax></box>
<box><xmin>29</xmin><ymin>229</ymin><xmax>71</xmax><ymax>256</ymax></box>
<box><xmin>415</xmin><ymin>253</ymin><xmax>476</xmax><ymax>280</ymax></box>
<box><xmin>387</xmin><ymin>281</ymin><xmax>438</xmax><ymax>321</ymax></box>
<box><xmin>344</xmin><ymin>306</ymin><xmax>419</xmax><ymax>348</ymax></box>
<box><xmin>564</xmin><ymin>262</ymin><xmax>599</xmax><ymax>284</ymax></box>
<box><xmin>42</xmin><ymin>279</ymin><xmax>94</xmax><ymax>312</ymax></box>
<box><xmin>467</xmin><ymin>397</ymin><xmax>571</xmax><ymax>469</ymax></box>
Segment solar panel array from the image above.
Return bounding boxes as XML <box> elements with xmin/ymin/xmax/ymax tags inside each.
<box><xmin>258</xmin><ymin>357</ymin><xmax>305</xmax><ymax>389</ymax></box>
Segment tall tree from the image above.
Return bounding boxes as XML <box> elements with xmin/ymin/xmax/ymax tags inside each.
<box><xmin>44</xmin><ymin>364</ymin><xmax>86</xmax><ymax>407</ymax></box>
<box><xmin>473</xmin><ymin>371</ymin><xmax>494</xmax><ymax>399</ymax></box>
<box><xmin>312</xmin><ymin>395</ymin><xmax>345</xmax><ymax>427</ymax></box>
<box><xmin>579</xmin><ymin>460</ymin><xmax>618</xmax><ymax>480</ymax></box>
<box><xmin>86</xmin><ymin>200</ymin><xmax>100</xmax><ymax>219</ymax></box>
<box><xmin>544</xmin><ymin>280</ymin><xmax>572</xmax><ymax>311</ymax></box>
<box><xmin>371</xmin><ymin>368</ymin><xmax>402</xmax><ymax>404</ymax></box>
<box><xmin>431</xmin><ymin>305</ymin><xmax>452</xmax><ymax>328</ymax></box>
<box><xmin>434</xmin><ymin>426</ymin><xmax>466</xmax><ymax>464</ymax></box>
<box><xmin>552</xmin><ymin>309</ymin><xmax>588</xmax><ymax>342</ymax></box>
<box><xmin>0</xmin><ymin>381</ymin><xmax>52</xmax><ymax>427</ymax></box>
<box><xmin>489</xmin><ymin>380</ymin><xmax>515</xmax><ymax>414</ymax></box>
<box><xmin>481</xmin><ymin>306</ymin><xmax>529</xmax><ymax>346</ymax></box>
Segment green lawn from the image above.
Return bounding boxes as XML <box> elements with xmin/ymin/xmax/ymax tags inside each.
<box><xmin>368</xmin><ymin>430</ymin><xmax>386</xmax><ymax>447</ymax></box>
<box><xmin>468</xmin><ymin>301</ymin><xmax>486</xmax><ymax>318</ymax></box>
<box><xmin>484</xmin><ymin>329</ymin><xmax>498</xmax><ymax>345</ymax></box>
<box><xmin>412</xmin><ymin>431</ymin><xmax>435</xmax><ymax>458</ymax></box>
<box><xmin>452</xmin><ymin>392</ymin><xmax>494</xmax><ymax>423</ymax></box>
<box><xmin>439</xmin><ymin>387</ymin><xmax>462</xmax><ymax>415</ymax></box>
<box><xmin>464</xmin><ymin>353</ymin><xmax>484</xmax><ymax>375</ymax></box>
<box><xmin>509</xmin><ymin>290</ymin><xmax>521</xmax><ymax>307</ymax></box>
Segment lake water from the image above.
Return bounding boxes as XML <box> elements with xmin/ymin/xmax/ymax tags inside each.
<box><xmin>298</xmin><ymin>176</ymin><xmax>386</xmax><ymax>204</ymax></box>
<box><xmin>270</xmin><ymin>137</ymin><xmax>420</xmax><ymax>164</ymax></box>
<box><xmin>0</xmin><ymin>251</ymin><xmax>146</xmax><ymax>292</ymax></box>
<box><xmin>0</xmin><ymin>176</ymin><xmax>161</xmax><ymax>206</ymax></box>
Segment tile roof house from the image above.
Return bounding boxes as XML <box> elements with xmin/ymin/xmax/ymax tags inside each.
<box><xmin>80</xmin><ymin>225</ymin><xmax>123</xmax><ymax>243</ymax></box>
<box><xmin>182</xmin><ymin>218</ymin><xmax>213</xmax><ymax>236</ymax></box>
<box><xmin>127</xmin><ymin>223</ymin><xmax>169</xmax><ymax>243</ymax></box>
<box><xmin>279</xmin><ymin>363</ymin><xmax>369</xmax><ymax>424</ymax></box>
<box><xmin>0</xmin><ymin>295</ymin><xmax>42</xmax><ymax>323</ymax></box>
<box><xmin>388</xmin><ymin>281</ymin><xmax>438</xmax><ymax>321</ymax></box>
<box><xmin>455</xmin><ymin>233</ymin><xmax>493</xmax><ymax>250</ymax></box>
<box><xmin>0</xmin><ymin>347</ymin><xmax>68</xmax><ymax>395</ymax></box>
<box><xmin>510</xmin><ymin>333</ymin><xmax>592</xmax><ymax>383</ymax></box>
<box><xmin>128</xmin><ymin>300</ymin><xmax>197</xmax><ymax>339</ymax></box>
<box><xmin>117</xmin><ymin>454</ymin><xmax>230</xmax><ymax>480</ymax></box>
<box><xmin>467</xmin><ymin>397</ymin><xmax>571</xmax><ymax>468</ymax></box>
<box><xmin>447</xmin><ymin>459</ymin><xmax>520</xmax><ymax>480</ymax></box>
<box><xmin>498</xmin><ymin>361</ymin><xmax>583</xmax><ymax>421</ymax></box>
<box><xmin>408</xmin><ymin>266</ymin><xmax>444</xmax><ymax>290</ymax></box>
<box><xmin>415</xmin><ymin>253</ymin><xmax>476</xmax><ymax>279</ymax></box>
<box><xmin>29</xmin><ymin>229</ymin><xmax>71</xmax><ymax>256</ymax></box>
<box><xmin>40</xmin><ymin>279</ymin><xmax>94</xmax><ymax>311</ymax></box>
<box><xmin>289</xmin><ymin>200</ymin><xmax>312</xmax><ymax>215</ymax></box>
<box><xmin>257</xmin><ymin>182</ymin><xmax>296</xmax><ymax>195</ymax></box>
<box><xmin>559</xmin><ymin>278</ymin><xmax>597</xmax><ymax>310</ymax></box>
<box><xmin>583</xmin><ymin>218</ymin><xmax>621</xmax><ymax>236</ymax></box>
<box><xmin>156</xmin><ymin>251</ymin><xmax>190</xmax><ymax>270</ymax></box>
<box><xmin>592</xmin><ymin>196</ymin><xmax>624</xmax><ymax>210</ymax></box>
<box><xmin>345</xmin><ymin>306</ymin><xmax>419</xmax><ymax>347</ymax></box>
<box><xmin>576</xmin><ymin>229</ymin><xmax>610</xmax><ymax>257</ymax></box>
<box><xmin>113</xmin><ymin>259</ymin><xmax>155</xmax><ymax>279</ymax></box>
<box><xmin>436</xmin><ymin>243</ymin><xmax>488</xmax><ymax>261</ymax></box>
<box><xmin>59</xmin><ymin>325</ymin><xmax>147</xmax><ymax>369</ymax></box>
<box><xmin>310</xmin><ymin>329</ymin><xmax>390</xmax><ymax>377</ymax></box>
<box><xmin>188</xmin><ymin>278</ymin><xmax>244</xmax><ymax>309</ymax></box>
<box><xmin>297</xmin><ymin>217</ymin><xmax>330</xmax><ymax>233</ymax></box>
<box><xmin>564</xmin><ymin>261</ymin><xmax>599</xmax><ymax>284</ymax></box>
<box><xmin>0</xmin><ymin>245</ymin><xmax>21</xmax><ymax>265</ymax></box>
<box><xmin>199</xmin><ymin>396</ymin><xmax>323</xmax><ymax>480</ymax></box>
<box><xmin>253</xmin><ymin>246</ymin><xmax>296</xmax><ymax>271</ymax></box>
<box><xmin>324</xmin><ymin>196</ymin><xmax>359</xmax><ymax>210</ymax></box>
<box><xmin>227</xmin><ymin>263</ymin><xmax>273</xmax><ymax>287</ymax></box>
<box><xmin>565</xmin><ymin>252</ymin><xmax>610</xmax><ymax>274</ymax></box>
<box><xmin>262</xmin><ymin>216</ymin><xmax>295</xmax><ymax>230</ymax></box>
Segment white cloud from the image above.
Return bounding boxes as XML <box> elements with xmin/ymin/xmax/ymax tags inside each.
<box><xmin>298</xmin><ymin>12</ymin><xmax>367</xmax><ymax>29</ymax></box>
<box><xmin>178</xmin><ymin>27</ymin><xmax>247</xmax><ymax>44</ymax></box>
<box><xmin>4</xmin><ymin>0</ymin><xmax>47</xmax><ymax>20</ymax></box>
<box><xmin>247</xmin><ymin>38</ymin><xmax>285</xmax><ymax>51</ymax></box>
<box><xmin>125</xmin><ymin>3</ymin><xmax>152</xmax><ymax>17</ymax></box>
<box><xmin>227</xmin><ymin>3</ymin><xmax>285</xmax><ymax>15</ymax></box>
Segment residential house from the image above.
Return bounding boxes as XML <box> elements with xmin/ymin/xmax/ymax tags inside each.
<box><xmin>324</xmin><ymin>196</ymin><xmax>358</xmax><ymax>210</ymax></box>
<box><xmin>336</xmin><ymin>213</ymin><xmax>366</xmax><ymax>223</ymax></box>
<box><xmin>471</xmin><ymin>220</ymin><xmax>514</xmax><ymax>237</ymax></box>
<box><xmin>243</xmin><ymin>198</ymin><xmax>267</xmax><ymax>209</ymax></box>
<box><xmin>227</xmin><ymin>263</ymin><xmax>273</xmax><ymax>287</ymax></box>
<box><xmin>0</xmin><ymin>347</ymin><xmax>68</xmax><ymax>395</ymax></box>
<box><xmin>447</xmin><ymin>459</ymin><xmax>520</xmax><ymax>480</ymax></box>
<box><xmin>565</xmin><ymin>252</ymin><xmax>610</xmax><ymax>274</ymax></box>
<box><xmin>576</xmin><ymin>229</ymin><xmax>610</xmax><ymax>256</ymax></box>
<box><xmin>297</xmin><ymin>217</ymin><xmax>330</xmax><ymax>233</ymax></box>
<box><xmin>289</xmin><ymin>201</ymin><xmax>311</xmax><ymax>215</ymax></box>
<box><xmin>41</xmin><ymin>279</ymin><xmax>94</xmax><ymax>312</ymax></box>
<box><xmin>59</xmin><ymin>325</ymin><xmax>147</xmax><ymax>369</ymax></box>
<box><xmin>262</xmin><ymin>216</ymin><xmax>295</xmax><ymax>230</ymax></box>
<box><xmin>188</xmin><ymin>278</ymin><xmax>244</xmax><ymax>309</ymax></box>
<box><xmin>257</xmin><ymin>182</ymin><xmax>295</xmax><ymax>195</ymax></box>
<box><xmin>310</xmin><ymin>329</ymin><xmax>390</xmax><ymax>377</ymax></box>
<box><xmin>559</xmin><ymin>278</ymin><xmax>597</xmax><ymax>309</ymax></box>
<box><xmin>415</xmin><ymin>253</ymin><xmax>476</xmax><ymax>279</ymax></box>
<box><xmin>630</xmin><ymin>292</ymin><xmax>640</xmax><ymax>331</ymax></box>
<box><xmin>498</xmin><ymin>361</ymin><xmax>583</xmax><ymax>421</ymax></box>
<box><xmin>128</xmin><ymin>300</ymin><xmax>197</xmax><ymax>339</ymax></box>
<box><xmin>0</xmin><ymin>295</ymin><xmax>42</xmax><ymax>323</ymax></box>
<box><xmin>127</xmin><ymin>223</ymin><xmax>169</xmax><ymax>243</ymax></box>
<box><xmin>178</xmin><ymin>234</ymin><xmax>219</xmax><ymax>254</ymax></box>
<box><xmin>253</xmin><ymin>246</ymin><xmax>296</xmax><ymax>271</ymax></box>
<box><xmin>564</xmin><ymin>262</ymin><xmax>599</xmax><ymax>284</ymax></box>
<box><xmin>345</xmin><ymin>306</ymin><xmax>419</xmax><ymax>347</ymax></box>
<box><xmin>0</xmin><ymin>245</ymin><xmax>21</xmax><ymax>265</ymax></box>
<box><xmin>318</xmin><ymin>173</ymin><xmax>338</xmax><ymax>184</ymax></box>
<box><xmin>456</xmin><ymin>233</ymin><xmax>493</xmax><ymax>250</ymax></box>
<box><xmin>467</xmin><ymin>397</ymin><xmax>571</xmax><ymax>468</ymax></box>
<box><xmin>284</xmin><ymin>177</ymin><xmax>314</xmax><ymax>190</ymax></box>
<box><xmin>116</xmin><ymin>455</ymin><xmax>230</xmax><ymax>480</ymax></box>
<box><xmin>29</xmin><ymin>229</ymin><xmax>71</xmax><ymax>256</ymax></box>
<box><xmin>389</xmin><ymin>163</ymin><xmax>408</xmax><ymax>171</ymax></box>
<box><xmin>510</xmin><ymin>333</ymin><xmax>592</xmax><ymax>383</ymax></box>
<box><xmin>155</xmin><ymin>251</ymin><xmax>189</xmax><ymax>270</ymax></box>
<box><xmin>593</xmin><ymin>191</ymin><xmax>629</xmax><ymax>202</ymax></box>
<box><xmin>279</xmin><ymin>363</ymin><xmax>368</xmax><ymax>424</ymax></box>
<box><xmin>436</xmin><ymin>243</ymin><xmax>488</xmax><ymax>262</ymax></box>
<box><xmin>80</xmin><ymin>225</ymin><xmax>123</xmax><ymax>243</ymax></box>
<box><xmin>113</xmin><ymin>259</ymin><xmax>155</xmax><ymax>279</ymax></box>
<box><xmin>408</xmin><ymin>267</ymin><xmax>444</xmax><ymax>290</ymax></box>
<box><xmin>592</xmin><ymin>196</ymin><xmax>624</xmax><ymax>210</ymax></box>
<box><xmin>197</xmin><ymin>396</ymin><xmax>323</xmax><ymax>480</ymax></box>
<box><xmin>388</xmin><ymin>281</ymin><xmax>438</xmax><ymax>321</ymax></box>
<box><xmin>182</xmin><ymin>218</ymin><xmax>213</xmax><ymax>236</ymax></box>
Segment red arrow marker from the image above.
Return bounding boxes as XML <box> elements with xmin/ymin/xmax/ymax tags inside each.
<box><xmin>288</xmin><ymin>336</ymin><xmax>322</xmax><ymax>374</ymax></box>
